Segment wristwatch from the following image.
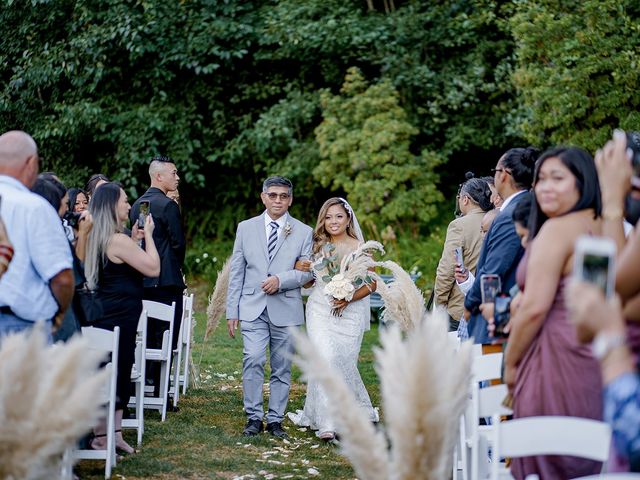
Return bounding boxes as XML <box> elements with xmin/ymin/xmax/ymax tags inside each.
<box><xmin>591</xmin><ymin>331</ymin><xmax>627</xmax><ymax>361</ymax></box>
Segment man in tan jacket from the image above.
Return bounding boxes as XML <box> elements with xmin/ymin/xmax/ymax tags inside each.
<box><xmin>434</xmin><ymin>177</ymin><xmax>493</xmax><ymax>330</ymax></box>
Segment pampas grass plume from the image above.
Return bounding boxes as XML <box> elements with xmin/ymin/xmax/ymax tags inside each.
<box><xmin>206</xmin><ymin>256</ymin><xmax>231</xmax><ymax>339</ymax></box>
<box><xmin>0</xmin><ymin>323</ymin><xmax>108</xmax><ymax>480</ymax></box>
<box><xmin>372</xmin><ymin>260</ymin><xmax>426</xmax><ymax>331</ymax></box>
<box><xmin>377</xmin><ymin>310</ymin><xmax>472</xmax><ymax>480</ymax></box>
<box><xmin>292</xmin><ymin>329</ymin><xmax>389</xmax><ymax>480</ymax></box>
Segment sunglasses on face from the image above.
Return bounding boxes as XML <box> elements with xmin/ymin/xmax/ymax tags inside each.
<box><xmin>265</xmin><ymin>193</ymin><xmax>290</xmax><ymax>201</ymax></box>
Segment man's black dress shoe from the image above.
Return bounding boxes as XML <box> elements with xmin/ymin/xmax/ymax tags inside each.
<box><xmin>243</xmin><ymin>419</ymin><xmax>263</xmax><ymax>436</ymax></box>
<box><xmin>266</xmin><ymin>422</ymin><xmax>288</xmax><ymax>439</ymax></box>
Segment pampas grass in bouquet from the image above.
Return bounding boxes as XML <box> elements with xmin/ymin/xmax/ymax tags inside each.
<box><xmin>0</xmin><ymin>323</ymin><xmax>107</xmax><ymax>480</ymax></box>
<box><xmin>294</xmin><ymin>260</ymin><xmax>472</xmax><ymax>480</ymax></box>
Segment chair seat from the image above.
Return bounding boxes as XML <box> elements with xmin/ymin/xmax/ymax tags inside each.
<box><xmin>146</xmin><ymin>348</ymin><xmax>168</xmax><ymax>361</ymax></box>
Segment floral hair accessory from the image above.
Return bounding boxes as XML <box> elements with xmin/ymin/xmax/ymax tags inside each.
<box><xmin>337</xmin><ymin>197</ymin><xmax>353</xmax><ymax>218</ymax></box>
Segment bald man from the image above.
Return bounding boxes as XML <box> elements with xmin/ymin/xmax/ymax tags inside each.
<box><xmin>0</xmin><ymin>130</ymin><xmax>73</xmax><ymax>340</ymax></box>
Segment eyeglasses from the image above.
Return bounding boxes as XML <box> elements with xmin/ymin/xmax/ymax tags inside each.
<box><xmin>265</xmin><ymin>192</ymin><xmax>290</xmax><ymax>201</ymax></box>
<box><xmin>491</xmin><ymin>168</ymin><xmax>511</xmax><ymax>176</ymax></box>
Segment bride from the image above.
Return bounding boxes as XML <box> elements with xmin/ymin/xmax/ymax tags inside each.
<box><xmin>288</xmin><ymin>197</ymin><xmax>379</xmax><ymax>441</ymax></box>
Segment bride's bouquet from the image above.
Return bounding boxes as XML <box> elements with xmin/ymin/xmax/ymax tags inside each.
<box><xmin>314</xmin><ymin>241</ymin><xmax>385</xmax><ymax>312</ymax></box>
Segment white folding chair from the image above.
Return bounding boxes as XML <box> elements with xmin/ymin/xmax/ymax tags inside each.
<box><xmin>574</xmin><ymin>475</ymin><xmax>640</xmax><ymax>479</ymax></box>
<box><xmin>456</xmin><ymin>352</ymin><xmax>512</xmax><ymax>480</ymax></box>
<box><xmin>123</xmin><ymin>309</ymin><xmax>147</xmax><ymax>445</ymax></box>
<box><xmin>490</xmin><ymin>414</ymin><xmax>612</xmax><ymax>480</ymax></box>
<box><xmin>75</xmin><ymin>326</ymin><xmax>120</xmax><ymax>479</ymax></box>
<box><xmin>169</xmin><ymin>295</ymin><xmax>193</xmax><ymax>408</ymax></box>
<box><xmin>180</xmin><ymin>293</ymin><xmax>194</xmax><ymax>395</ymax></box>
<box><xmin>143</xmin><ymin>300</ymin><xmax>175</xmax><ymax>422</ymax></box>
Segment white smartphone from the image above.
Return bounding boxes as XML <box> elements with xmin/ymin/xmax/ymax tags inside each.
<box><xmin>573</xmin><ymin>235</ymin><xmax>616</xmax><ymax>298</ymax></box>
<box><xmin>480</xmin><ymin>274</ymin><xmax>501</xmax><ymax>303</ymax></box>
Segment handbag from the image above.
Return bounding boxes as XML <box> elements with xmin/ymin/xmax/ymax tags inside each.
<box><xmin>75</xmin><ymin>285</ymin><xmax>104</xmax><ymax>325</ymax></box>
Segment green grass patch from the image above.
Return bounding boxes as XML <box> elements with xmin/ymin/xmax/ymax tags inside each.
<box><xmin>75</xmin><ymin>281</ymin><xmax>383</xmax><ymax>479</ymax></box>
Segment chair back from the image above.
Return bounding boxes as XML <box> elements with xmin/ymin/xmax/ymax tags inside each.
<box><xmin>490</xmin><ymin>414</ymin><xmax>612</xmax><ymax>480</ymax></box>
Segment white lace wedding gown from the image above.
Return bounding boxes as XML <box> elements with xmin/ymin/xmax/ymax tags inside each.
<box><xmin>288</xmin><ymin>249</ymin><xmax>379</xmax><ymax>435</ymax></box>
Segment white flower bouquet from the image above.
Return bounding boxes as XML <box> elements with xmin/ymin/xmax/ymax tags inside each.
<box><xmin>314</xmin><ymin>241</ymin><xmax>385</xmax><ymax>314</ymax></box>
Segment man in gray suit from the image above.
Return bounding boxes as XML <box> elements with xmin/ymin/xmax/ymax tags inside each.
<box><xmin>226</xmin><ymin>176</ymin><xmax>313</xmax><ymax>438</ymax></box>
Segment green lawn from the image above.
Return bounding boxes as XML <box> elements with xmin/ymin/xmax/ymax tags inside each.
<box><xmin>76</xmin><ymin>282</ymin><xmax>382</xmax><ymax>479</ymax></box>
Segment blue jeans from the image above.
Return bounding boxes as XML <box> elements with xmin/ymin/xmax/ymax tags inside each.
<box><xmin>0</xmin><ymin>311</ymin><xmax>51</xmax><ymax>344</ymax></box>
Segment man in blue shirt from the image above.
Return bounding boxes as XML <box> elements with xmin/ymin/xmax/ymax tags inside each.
<box><xmin>0</xmin><ymin>131</ymin><xmax>73</xmax><ymax>341</ymax></box>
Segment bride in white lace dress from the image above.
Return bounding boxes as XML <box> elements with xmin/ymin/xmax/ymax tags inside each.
<box><xmin>287</xmin><ymin>197</ymin><xmax>379</xmax><ymax>441</ymax></box>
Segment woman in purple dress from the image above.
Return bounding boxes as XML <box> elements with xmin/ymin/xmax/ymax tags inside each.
<box><xmin>503</xmin><ymin>147</ymin><xmax>604</xmax><ymax>479</ymax></box>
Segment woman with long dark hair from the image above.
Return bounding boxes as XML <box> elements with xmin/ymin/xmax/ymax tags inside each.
<box><xmin>288</xmin><ymin>197</ymin><xmax>378</xmax><ymax>441</ymax></box>
<box><xmin>85</xmin><ymin>182</ymin><xmax>160</xmax><ymax>454</ymax></box>
<box><xmin>503</xmin><ymin>147</ymin><xmax>604</xmax><ymax>479</ymax></box>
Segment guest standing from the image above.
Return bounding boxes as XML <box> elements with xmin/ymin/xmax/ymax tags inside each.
<box><xmin>464</xmin><ymin>147</ymin><xmax>537</xmax><ymax>343</ymax></box>
<box><xmin>130</xmin><ymin>156</ymin><xmax>186</xmax><ymax>396</ymax></box>
<box><xmin>0</xmin><ymin>131</ymin><xmax>73</xmax><ymax>341</ymax></box>
<box><xmin>434</xmin><ymin>176</ymin><xmax>493</xmax><ymax>330</ymax></box>
<box><xmin>85</xmin><ymin>182</ymin><xmax>160</xmax><ymax>454</ymax></box>
<box><xmin>504</xmin><ymin>147</ymin><xmax>604</xmax><ymax>479</ymax></box>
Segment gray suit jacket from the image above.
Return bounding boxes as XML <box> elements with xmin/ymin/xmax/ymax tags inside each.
<box><xmin>226</xmin><ymin>212</ymin><xmax>313</xmax><ymax>326</ymax></box>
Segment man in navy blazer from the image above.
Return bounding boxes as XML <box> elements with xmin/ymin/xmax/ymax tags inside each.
<box><xmin>464</xmin><ymin>147</ymin><xmax>537</xmax><ymax>343</ymax></box>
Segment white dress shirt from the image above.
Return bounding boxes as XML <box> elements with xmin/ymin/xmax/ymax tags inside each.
<box><xmin>264</xmin><ymin>212</ymin><xmax>288</xmax><ymax>245</ymax></box>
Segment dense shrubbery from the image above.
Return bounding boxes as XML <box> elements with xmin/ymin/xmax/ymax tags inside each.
<box><xmin>1</xmin><ymin>0</ymin><xmax>637</xmax><ymax>257</ymax></box>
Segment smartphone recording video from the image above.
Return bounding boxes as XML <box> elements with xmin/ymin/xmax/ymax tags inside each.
<box><xmin>138</xmin><ymin>201</ymin><xmax>150</xmax><ymax>228</ymax></box>
<box><xmin>454</xmin><ymin>247</ymin><xmax>466</xmax><ymax>273</ymax></box>
<box><xmin>480</xmin><ymin>274</ymin><xmax>501</xmax><ymax>304</ymax></box>
<box><xmin>573</xmin><ymin>236</ymin><xmax>616</xmax><ymax>298</ymax></box>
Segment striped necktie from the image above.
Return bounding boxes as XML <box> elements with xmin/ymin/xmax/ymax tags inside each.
<box><xmin>267</xmin><ymin>221</ymin><xmax>279</xmax><ymax>260</ymax></box>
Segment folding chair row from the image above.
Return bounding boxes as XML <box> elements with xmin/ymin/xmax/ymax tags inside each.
<box><xmin>75</xmin><ymin>326</ymin><xmax>120</xmax><ymax>479</ymax></box>
<box><xmin>143</xmin><ymin>300</ymin><xmax>175</xmax><ymax>422</ymax></box>
<box><xmin>168</xmin><ymin>293</ymin><xmax>194</xmax><ymax>408</ymax></box>
<box><xmin>124</xmin><ymin>309</ymin><xmax>148</xmax><ymax>445</ymax></box>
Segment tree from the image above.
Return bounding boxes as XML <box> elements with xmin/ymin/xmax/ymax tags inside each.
<box><xmin>510</xmin><ymin>0</ymin><xmax>640</xmax><ymax>151</ymax></box>
<box><xmin>314</xmin><ymin>68</ymin><xmax>444</xmax><ymax>233</ymax></box>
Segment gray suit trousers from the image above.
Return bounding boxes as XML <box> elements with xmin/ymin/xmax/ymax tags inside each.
<box><xmin>241</xmin><ymin>308</ymin><xmax>295</xmax><ymax>423</ymax></box>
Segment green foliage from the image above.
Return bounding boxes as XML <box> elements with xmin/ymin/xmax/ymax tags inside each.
<box><xmin>509</xmin><ymin>0</ymin><xmax>640</xmax><ymax>151</ymax></box>
<box><xmin>314</xmin><ymin>68</ymin><xmax>444</xmax><ymax>231</ymax></box>
<box><xmin>0</xmin><ymin>0</ymin><xmax>519</xmax><ymax>237</ymax></box>
<box><xmin>183</xmin><ymin>239</ymin><xmax>233</xmax><ymax>285</ymax></box>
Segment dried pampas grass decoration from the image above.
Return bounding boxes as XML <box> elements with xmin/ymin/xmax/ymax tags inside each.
<box><xmin>293</xmin><ymin>258</ymin><xmax>472</xmax><ymax>480</ymax></box>
<box><xmin>293</xmin><ymin>330</ymin><xmax>389</xmax><ymax>480</ymax></box>
<box><xmin>205</xmin><ymin>256</ymin><xmax>231</xmax><ymax>339</ymax></box>
<box><xmin>371</xmin><ymin>260</ymin><xmax>426</xmax><ymax>331</ymax></box>
<box><xmin>0</xmin><ymin>323</ymin><xmax>108</xmax><ymax>480</ymax></box>
<box><xmin>378</xmin><ymin>311</ymin><xmax>472</xmax><ymax>480</ymax></box>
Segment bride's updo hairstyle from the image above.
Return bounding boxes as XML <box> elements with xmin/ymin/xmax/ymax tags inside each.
<box><xmin>312</xmin><ymin>197</ymin><xmax>359</xmax><ymax>255</ymax></box>
<box><xmin>460</xmin><ymin>173</ymin><xmax>493</xmax><ymax>212</ymax></box>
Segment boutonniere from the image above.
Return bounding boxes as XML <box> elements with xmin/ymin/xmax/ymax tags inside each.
<box><xmin>284</xmin><ymin>222</ymin><xmax>293</xmax><ymax>237</ymax></box>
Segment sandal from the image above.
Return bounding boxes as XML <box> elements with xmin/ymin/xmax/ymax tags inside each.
<box><xmin>115</xmin><ymin>430</ymin><xmax>139</xmax><ymax>455</ymax></box>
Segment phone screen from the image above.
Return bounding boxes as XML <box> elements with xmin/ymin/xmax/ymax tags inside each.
<box><xmin>138</xmin><ymin>201</ymin><xmax>149</xmax><ymax>228</ymax></box>
<box><xmin>454</xmin><ymin>247</ymin><xmax>465</xmax><ymax>272</ymax></box>
<box><xmin>481</xmin><ymin>274</ymin><xmax>501</xmax><ymax>304</ymax></box>
<box><xmin>581</xmin><ymin>253</ymin><xmax>611</xmax><ymax>297</ymax></box>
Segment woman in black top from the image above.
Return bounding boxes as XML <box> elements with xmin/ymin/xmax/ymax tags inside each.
<box><xmin>85</xmin><ymin>183</ymin><xmax>160</xmax><ymax>454</ymax></box>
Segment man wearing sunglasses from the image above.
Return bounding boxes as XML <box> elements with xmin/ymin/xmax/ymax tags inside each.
<box><xmin>227</xmin><ymin>176</ymin><xmax>313</xmax><ymax>439</ymax></box>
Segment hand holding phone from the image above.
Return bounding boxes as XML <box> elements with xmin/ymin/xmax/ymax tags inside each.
<box><xmin>138</xmin><ymin>201</ymin><xmax>150</xmax><ymax>229</ymax></box>
<box><xmin>480</xmin><ymin>274</ymin><xmax>501</xmax><ymax>304</ymax></box>
<box><xmin>573</xmin><ymin>235</ymin><xmax>616</xmax><ymax>298</ymax></box>
<box><xmin>454</xmin><ymin>247</ymin><xmax>466</xmax><ymax>273</ymax></box>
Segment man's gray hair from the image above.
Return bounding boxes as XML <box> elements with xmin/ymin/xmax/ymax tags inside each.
<box><xmin>262</xmin><ymin>176</ymin><xmax>293</xmax><ymax>196</ymax></box>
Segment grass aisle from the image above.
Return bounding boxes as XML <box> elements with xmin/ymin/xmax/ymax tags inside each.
<box><xmin>76</xmin><ymin>286</ymin><xmax>382</xmax><ymax>479</ymax></box>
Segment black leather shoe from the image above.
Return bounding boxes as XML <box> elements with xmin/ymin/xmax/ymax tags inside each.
<box><xmin>266</xmin><ymin>422</ymin><xmax>288</xmax><ymax>439</ymax></box>
<box><xmin>243</xmin><ymin>419</ymin><xmax>263</xmax><ymax>436</ymax></box>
